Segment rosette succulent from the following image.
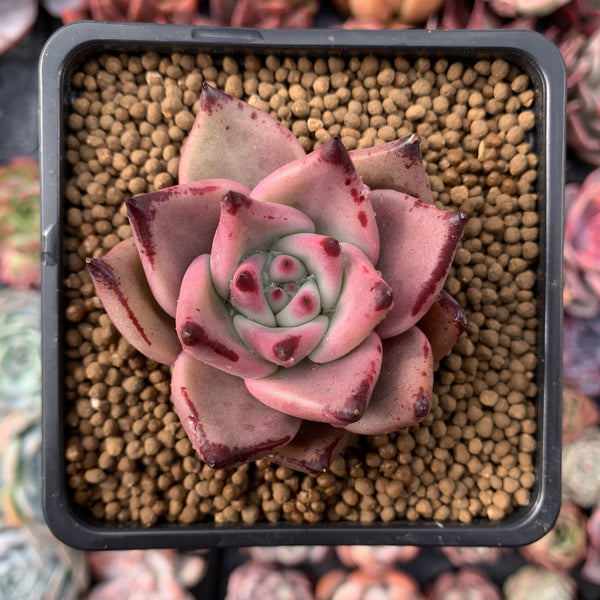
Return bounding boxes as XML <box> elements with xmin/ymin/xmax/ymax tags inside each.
<box><xmin>88</xmin><ymin>83</ymin><xmax>467</xmax><ymax>472</ymax></box>
<box><xmin>562</xmin><ymin>426</ymin><xmax>600</xmax><ymax>508</ymax></box>
<box><xmin>503</xmin><ymin>565</ymin><xmax>577</xmax><ymax>600</ymax></box>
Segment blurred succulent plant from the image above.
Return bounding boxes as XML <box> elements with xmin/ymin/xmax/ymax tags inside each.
<box><xmin>85</xmin><ymin>549</ymin><xmax>207</xmax><ymax>600</ymax></box>
<box><xmin>503</xmin><ymin>565</ymin><xmax>577</xmax><ymax>600</ymax></box>
<box><xmin>582</xmin><ymin>504</ymin><xmax>600</xmax><ymax>585</ymax></box>
<box><xmin>519</xmin><ymin>502</ymin><xmax>588</xmax><ymax>572</ymax></box>
<box><xmin>225</xmin><ymin>560</ymin><xmax>314</xmax><ymax>600</ymax></box>
<box><xmin>207</xmin><ymin>0</ymin><xmax>320</xmax><ymax>27</ymax></box>
<box><xmin>244</xmin><ymin>544</ymin><xmax>331</xmax><ymax>565</ymax></box>
<box><xmin>562</xmin><ymin>382</ymin><xmax>600</xmax><ymax>445</ymax></box>
<box><xmin>335</xmin><ymin>545</ymin><xmax>420</xmax><ymax>571</ymax></box>
<box><xmin>0</xmin><ymin>288</ymin><xmax>41</xmax><ymax>416</ymax></box>
<box><xmin>316</xmin><ymin>566</ymin><xmax>423</xmax><ymax>600</ymax></box>
<box><xmin>333</xmin><ymin>0</ymin><xmax>445</xmax><ymax>29</ymax></box>
<box><xmin>563</xmin><ymin>168</ymin><xmax>600</xmax><ymax>318</ymax></box>
<box><xmin>484</xmin><ymin>0</ymin><xmax>570</xmax><ymax>17</ymax></box>
<box><xmin>562</xmin><ymin>426</ymin><xmax>600</xmax><ymax>508</ymax></box>
<box><xmin>0</xmin><ymin>157</ymin><xmax>40</xmax><ymax>290</ymax></box>
<box><xmin>563</xmin><ymin>313</ymin><xmax>600</xmax><ymax>397</ymax></box>
<box><xmin>0</xmin><ymin>408</ymin><xmax>43</xmax><ymax>526</ymax></box>
<box><xmin>88</xmin><ymin>83</ymin><xmax>466</xmax><ymax>473</ymax></box>
<box><xmin>0</xmin><ymin>521</ymin><xmax>88</xmax><ymax>600</ymax></box>
<box><xmin>428</xmin><ymin>568</ymin><xmax>502</xmax><ymax>600</ymax></box>
<box><xmin>440</xmin><ymin>545</ymin><xmax>508</xmax><ymax>568</ymax></box>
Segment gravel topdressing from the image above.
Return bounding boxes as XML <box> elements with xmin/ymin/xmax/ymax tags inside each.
<box><xmin>61</xmin><ymin>50</ymin><xmax>539</xmax><ymax>527</ymax></box>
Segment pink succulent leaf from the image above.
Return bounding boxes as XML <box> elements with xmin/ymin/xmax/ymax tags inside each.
<box><xmin>171</xmin><ymin>351</ymin><xmax>301</xmax><ymax>469</ymax></box>
<box><xmin>87</xmin><ymin>238</ymin><xmax>181</xmax><ymax>365</ymax></box>
<box><xmin>266</xmin><ymin>284</ymin><xmax>291</xmax><ymax>312</ymax></box>
<box><xmin>372</xmin><ymin>189</ymin><xmax>467</xmax><ymax>339</ymax></box>
<box><xmin>270</xmin><ymin>421</ymin><xmax>355</xmax><ymax>475</ymax></box>
<box><xmin>252</xmin><ymin>135</ymin><xmax>380</xmax><ymax>265</ymax></box>
<box><xmin>349</xmin><ymin>134</ymin><xmax>434</xmax><ymax>204</ymax></box>
<box><xmin>0</xmin><ymin>0</ymin><xmax>37</xmax><ymax>56</ymax></box>
<box><xmin>230</xmin><ymin>253</ymin><xmax>276</xmax><ymax>326</ymax></box>
<box><xmin>268</xmin><ymin>253</ymin><xmax>307</xmax><ymax>282</ymax></box>
<box><xmin>126</xmin><ymin>179</ymin><xmax>249</xmax><ymax>317</ymax></box>
<box><xmin>344</xmin><ymin>326</ymin><xmax>433</xmax><ymax>435</ymax></box>
<box><xmin>246</xmin><ymin>332</ymin><xmax>382</xmax><ymax>425</ymax></box>
<box><xmin>178</xmin><ymin>83</ymin><xmax>305</xmax><ymax>188</ymax></box>
<box><xmin>272</xmin><ymin>233</ymin><xmax>343</xmax><ymax>311</ymax></box>
<box><xmin>176</xmin><ymin>254</ymin><xmax>277</xmax><ymax>378</ymax></box>
<box><xmin>417</xmin><ymin>290</ymin><xmax>467</xmax><ymax>363</ymax></box>
<box><xmin>275</xmin><ymin>279</ymin><xmax>321</xmax><ymax>326</ymax></box>
<box><xmin>233</xmin><ymin>314</ymin><xmax>329</xmax><ymax>367</ymax></box>
<box><xmin>310</xmin><ymin>243</ymin><xmax>393</xmax><ymax>364</ymax></box>
<box><xmin>209</xmin><ymin>190</ymin><xmax>315</xmax><ymax>298</ymax></box>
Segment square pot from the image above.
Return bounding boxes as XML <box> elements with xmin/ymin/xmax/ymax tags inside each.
<box><xmin>40</xmin><ymin>23</ymin><xmax>565</xmax><ymax>549</ymax></box>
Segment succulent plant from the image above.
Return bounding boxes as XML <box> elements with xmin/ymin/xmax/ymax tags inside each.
<box><xmin>225</xmin><ymin>560</ymin><xmax>314</xmax><ymax>600</ymax></box>
<box><xmin>0</xmin><ymin>288</ymin><xmax>41</xmax><ymax>416</ymax></box>
<box><xmin>335</xmin><ymin>545</ymin><xmax>420</xmax><ymax>571</ymax></box>
<box><xmin>519</xmin><ymin>502</ymin><xmax>588</xmax><ymax>572</ymax></box>
<box><xmin>0</xmin><ymin>521</ymin><xmax>88</xmax><ymax>600</ymax></box>
<box><xmin>428</xmin><ymin>568</ymin><xmax>501</xmax><ymax>600</ymax></box>
<box><xmin>440</xmin><ymin>546</ymin><xmax>508</xmax><ymax>568</ymax></box>
<box><xmin>484</xmin><ymin>0</ymin><xmax>570</xmax><ymax>17</ymax></box>
<box><xmin>244</xmin><ymin>544</ymin><xmax>331</xmax><ymax>565</ymax></box>
<box><xmin>316</xmin><ymin>566</ymin><xmax>423</xmax><ymax>600</ymax></box>
<box><xmin>563</xmin><ymin>313</ymin><xmax>600</xmax><ymax>398</ymax></box>
<box><xmin>503</xmin><ymin>565</ymin><xmax>577</xmax><ymax>600</ymax></box>
<box><xmin>0</xmin><ymin>408</ymin><xmax>43</xmax><ymax>527</ymax></box>
<box><xmin>562</xmin><ymin>382</ymin><xmax>600</xmax><ymax>445</ymax></box>
<box><xmin>582</xmin><ymin>504</ymin><xmax>600</xmax><ymax>585</ymax></box>
<box><xmin>88</xmin><ymin>83</ymin><xmax>467</xmax><ymax>473</ymax></box>
<box><xmin>207</xmin><ymin>0</ymin><xmax>320</xmax><ymax>28</ymax></box>
<box><xmin>0</xmin><ymin>157</ymin><xmax>40</xmax><ymax>289</ymax></box>
<box><xmin>562</xmin><ymin>426</ymin><xmax>600</xmax><ymax>508</ymax></box>
<box><xmin>333</xmin><ymin>0</ymin><xmax>445</xmax><ymax>29</ymax></box>
<box><xmin>85</xmin><ymin>549</ymin><xmax>207</xmax><ymax>600</ymax></box>
<box><xmin>563</xmin><ymin>168</ymin><xmax>600</xmax><ymax>318</ymax></box>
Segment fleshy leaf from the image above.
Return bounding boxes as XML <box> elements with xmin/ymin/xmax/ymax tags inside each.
<box><xmin>246</xmin><ymin>332</ymin><xmax>382</xmax><ymax>425</ymax></box>
<box><xmin>171</xmin><ymin>352</ymin><xmax>301</xmax><ymax>469</ymax></box>
<box><xmin>266</xmin><ymin>284</ymin><xmax>290</xmax><ymax>313</ymax></box>
<box><xmin>210</xmin><ymin>191</ymin><xmax>315</xmax><ymax>298</ymax></box>
<box><xmin>126</xmin><ymin>179</ymin><xmax>249</xmax><ymax>317</ymax></box>
<box><xmin>310</xmin><ymin>243</ymin><xmax>393</xmax><ymax>364</ymax></box>
<box><xmin>372</xmin><ymin>190</ymin><xmax>467</xmax><ymax>339</ymax></box>
<box><xmin>176</xmin><ymin>254</ymin><xmax>277</xmax><ymax>379</ymax></box>
<box><xmin>87</xmin><ymin>238</ymin><xmax>181</xmax><ymax>365</ymax></box>
<box><xmin>275</xmin><ymin>280</ymin><xmax>321</xmax><ymax>326</ymax></box>
<box><xmin>345</xmin><ymin>327</ymin><xmax>433</xmax><ymax>435</ymax></box>
<box><xmin>252</xmin><ymin>136</ymin><xmax>380</xmax><ymax>264</ymax></box>
<box><xmin>417</xmin><ymin>290</ymin><xmax>467</xmax><ymax>363</ymax></box>
<box><xmin>233</xmin><ymin>315</ymin><xmax>328</xmax><ymax>367</ymax></box>
<box><xmin>179</xmin><ymin>83</ymin><xmax>305</xmax><ymax>188</ymax></box>
<box><xmin>270</xmin><ymin>422</ymin><xmax>355</xmax><ymax>474</ymax></box>
<box><xmin>268</xmin><ymin>254</ymin><xmax>307</xmax><ymax>282</ymax></box>
<box><xmin>272</xmin><ymin>233</ymin><xmax>343</xmax><ymax>311</ymax></box>
<box><xmin>230</xmin><ymin>253</ymin><xmax>276</xmax><ymax>326</ymax></box>
<box><xmin>350</xmin><ymin>134</ymin><xmax>434</xmax><ymax>204</ymax></box>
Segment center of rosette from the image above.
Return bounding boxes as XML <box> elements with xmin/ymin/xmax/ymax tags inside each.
<box><xmin>229</xmin><ymin>250</ymin><xmax>321</xmax><ymax>329</ymax></box>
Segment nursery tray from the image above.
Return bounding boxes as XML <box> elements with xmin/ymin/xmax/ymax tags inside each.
<box><xmin>40</xmin><ymin>23</ymin><xmax>565</xmax><ymax>549</ymax></box>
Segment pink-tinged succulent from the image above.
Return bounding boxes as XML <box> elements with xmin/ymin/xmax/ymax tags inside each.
<box><xmin>243</xmin><ymin>544</ymin><xmax>331</xmax><ymax>566</ymax></box>
<box><xmin>484</xmin><ymin>0</ymin><xmax>570</xmax><ymax>17</ymax></box>
<box><xmin>53</xmin><ymin>0</ymin><xmax>202</xmax><ymax>24</ymax></box>
<box><xmin>427</xmin><ymin>568</ymin><xmax>501</xmax><ymax>600</ymax></box>
<box><xmin>207</xmin><ymin>0</ymin><xmax>319</xmax><ymax>28</ymax></box>
<box><xmin>0</xmin><ymin>0</ymin><xmax>37</xmax><ymax>56</ymax></box>
<box><xmin>85</xmin><ymin>549</ymin><xmax>207</xmax><ymax>600</ymax></box>
<box><xmin>562</xmin><ymin>426</ymin><xmax>600</xmax><ymax>509</ymax></box>
<box><xmin>88</xmin><ymin>84</ymin><xmax>467</xmax><ymax>473</ymax></box>
<box><xmin>225</xmin><ymin>560</ymin><xmax>314</xmax><ymax>600</ymax></box>
<box><xmin>0</xmin><ymin>157</ymin><xmax>40</xmax><ymax>290</ymax></box>
<box><xmin>335</xmin><ymin>545</ymin><xmax>420</xmax><ymax>571</ymax></box>
<box><xmin>563</xmin><ymin>168</ymin><xmax>600</xmax><ymax>318</ymax></box>
<box><xmin>440</xmin><ymin>546</ymin><xmax>508</xmax><ymax>568</ymax></box>
<box><xmin>582</xmin><ymin>504</ymin><xmax>600</xmax><ymax>585</ymax></box>
<box><xmin>563</xmin><ymin>313</ymin><xmax>600</xmax><ymax>398</ymax></box>
<box><xmin>519</xmin><ymin>502</ymin><xmax>588</xmax><ymax>572</ymax></box>
<box><xmin>333</xmin><ymin>0</ymin><xmax>445</xmax><ymax>29</ymax></box>
<box><xmin>316</xmin><ymin>567</ymin><xmax>423</xmax><ymax>600</ymax></box>
<box><xmin>562</xmin><ymin>382</ymin><xmax>600</xmax><ymax>445</ymax></box>
<box><xmin>502</xmin><ymin>565</ymin><xmax>577</xmax><ymax>600</ymax></box>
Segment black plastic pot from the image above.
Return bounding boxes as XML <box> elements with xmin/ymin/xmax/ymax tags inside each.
<box><xmin>40</xmin><ymin>22</ymin><xmax>565</xmax><ymax>550</ymax></box>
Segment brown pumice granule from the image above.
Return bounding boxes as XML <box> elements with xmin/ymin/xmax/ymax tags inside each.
<box><xmin>62</xmin><ymin>50</ymin><xmax>539</xmax><ymax>527</ymax></box>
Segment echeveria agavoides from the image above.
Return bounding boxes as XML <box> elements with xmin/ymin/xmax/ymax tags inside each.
<box><xmin>88</xmin><ymin>83</ymin><xmax>467</xmax><ymax>473</ymax></box>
